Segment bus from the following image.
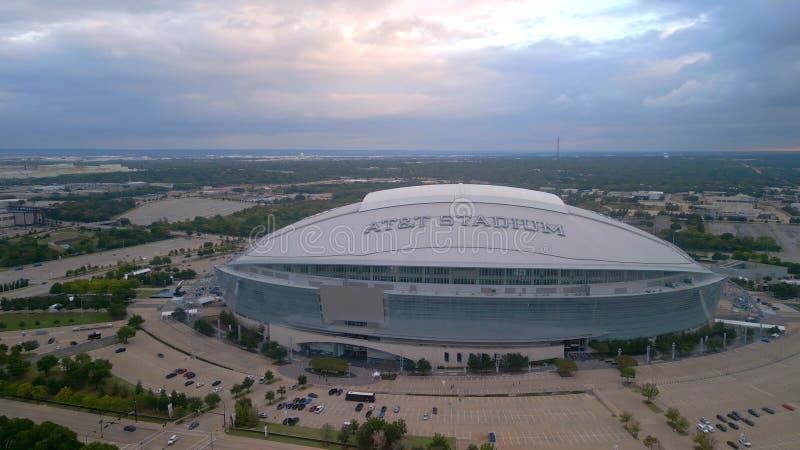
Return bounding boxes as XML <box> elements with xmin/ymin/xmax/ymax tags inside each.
<box><xmin>345</xmin><ymin>391</ymin><xmax>375</xmax><ymax>403</ymax></box>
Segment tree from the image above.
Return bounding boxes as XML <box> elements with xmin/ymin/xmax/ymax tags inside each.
<box><xmin>171</xmin><ymin>308</ymin><xmax>187</xmax><ymax>322</ymax></box>
<box><xmin>264</xmin><ymin>370</ymin><xmax>274</xmax><ymax>382</ymax></box>
<box><xmin>500</xmin><ymin>353</ymin><xmax>529</xmax><ymax>371</ymax></box>
<box><xmin>706</xmin><ymin>336</ymin><xmax>723</xmax><ymax>352</ymax></box>
<box><xmin>665</xmin><ymin>408</ymin><xmax>680</xmax><ymax>424</ymax></box>
<box><xmin>338</xmin><ymin>424</ymin><xmax>353</xmax><ymax>445</ymax></box>
<box><xmin>298</xmin><ymin>375</ymin><xmax>307</xmax><ymax>386</ymax></box>
<box><xmin>554</xmin><ymin>358</ymin><xmax>577</xmax><ymax>377</ymax></box>
<box><xmin>693</xmin><ymin>431</ymin><xmax>717</xmax><ymax>450</ymax></box>
<box><xmin>88</xmin><ymin>359</ymin><xmax>113</xmax><ymax>390</ymax></box>
<box><xmin>277</xmin><ymin>386</ymin><xmax>286</xmax><ymax>396</ymax></box>
<box><xmin>380</xmin><ymin>359</ymin><xmax>399</xmax><ymax>375</ymax></box>
<box><xmin>620</xmin><ymin>366</ymin><xmax>636</xmax><ymax>383</ymax></box>
<box><xmin>204</xmin><ymin>393</ymin><xmax>221</xmax><ymax>409</ymax></box>
<box><xmin>643</xmin><ymin>435</ymin><xmax>660</xmax><ymax>450</ymax></box>
<box><xmin>36</xmin><ymin>355</ymin><xmax>59</xmax><ymax>375</ymax></box>
<box><xmin>265</xmin><ymin>390</ymin><xmax>275</xmax><ymax>403</ymax></box>
<box><xmin>84</xmin><ymin>442</ymin><xmax>119</xmax><ymax>450</ymax></box>
<box><xmin>615</xmin><ymin>355</ymin><xmax>638</xmax><ymax>368</ymax></box>
<box><xmin>628</xmin><ymin>420</ymin><xmax>641</xmax><ymax>439</ymax></box>
<box><xmin>641</xmin><ymin>383</ymin><xmax>660</xmax><ymax>402</ymax></box>
<box><xmin>116</xmin><ymin>326</ymin><xmax>136</xmax><ymax>344</ymax></box>
<box><xmin>416</xmin><ymin>358</ymin><xmax>432</xmax><ymax>374</ymax></box>
<box><xmin>427</xmin><ymin>433</ymin><xmax>451</xmax><ymax>450</ymax></box>
<box><xmin>619</xmin><ymin>411</ymin><xmax>632</xmax><ymax>423</ymax></box>
<box><xmin>403</xmin><ymin>359</ymin><xmax>416</xmax><ymax>373</ymax></box>
<box><xmin>108</xmin><ymin>301</ymin><xmax>127</xmax><ymax>320</ymax></box>
<box><xmin>674</xmin><ymin>416</ymin><xmax>690</xmax><ymax>434</ymax></box>
<box><xmin>193</xmin><ymin>318</ymin><xmax>214</xmax><ymax>337</ymax></box>
<box><xmin>127</xmin><ymin>314</ymin><xmax>144</xmax><ymax>329</ymax></box>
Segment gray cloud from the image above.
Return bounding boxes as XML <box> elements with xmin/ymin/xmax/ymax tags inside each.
<box><xmin>0</xmin><ymin>0</ymin><xmax>798</xmax><ymax>151</ymax></box>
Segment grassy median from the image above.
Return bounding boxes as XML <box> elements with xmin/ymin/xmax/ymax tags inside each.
<box><xmin>0</xmin><ymin>311</ymin><xmax>112</xmax><ymax>331</ymax></box>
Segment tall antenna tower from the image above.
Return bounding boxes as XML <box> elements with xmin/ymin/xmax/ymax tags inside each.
<box><xmin>556</xmin><ymin>136</ymin><xmax>560</xmax><ymax>160</ymax></box>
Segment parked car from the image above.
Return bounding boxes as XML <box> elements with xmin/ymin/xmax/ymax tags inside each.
<box><xmin>213</xmin><ymin>387</ymin><xmax>221</xmax><ymax>393</ymax></box>
<box><xmin>184</xmin><ymin>380</ymin><xmax>194</xmax><ymax>386</ymax></box>
<box><xmin>277</xmin><ymin>403</ymin><xmax>285</xmax><ymax>410</ymax></box>
<box><xmin>730</xmin><ymin>411</ymin><xmax>742</xmax><ymax>421</ymax></box>
<box><xmin>124</xmin><ymin>425</ymin><xmax>136</xmax><ymax>432</ymax></box>
<box><xmin>366</xmin><ymin>410</ymin><xmax>373</xmax><ymax>418</ymax></box>
<box><xmin>175</xmin><ymin>368</ymin><xmax>186</xmax><ymax>374</ymax></box>
<box><xmin>716</xmin><ymin>414</ymin><xmax>727</xmax><ymax>422</ymax></box>
<box><xmin>212</xmin><ymin>380</ymin><xmax>222</xmax><ymax>386</ymax></box>
<box><xmin>47</xmin><ymin>338</ymin><xmax>55</xmax><ymax>344</ymax></box>
<box><xmin>488</xmin><ymin>432</ymin><xmax>496</xmax><ymax>443</ymax></box>
<box><xmin>726</xmin><ymin>441</ymin><xmax>740</xmax><ymax>449</ymax></box>
<box><xmin>336</xmin><ymin>389</ymin><xmax>343</xmax><ymax>396</ymax></box>
<box><xmin>727</xmin><ymin>422</ymin><xmax>739</xmax><ymax>430</ymax></box>
<box><xmin>185</xmin><ymin>372</ymin><xmax>196</xmax><ymax>379</ymax></box>
<box><xmin>157</xmin><ymin>353</ymin><xmax>165</xmax><ymax>358</ymax></box>
<box><xmin>380</xmin><ymin>406</ymin><xmax>387</xmax><ymax>413</ymax></box>
<box><xmin>741</xmin><ymin>418</ymin><xmax>755</xmax><ymax>427</ymax></box>
<box><xmin>115</xmin><ymin>348</ymin><xmax>126</xmax><ymax>354</ymax></box>
<box><xmin>738</xmin><ymin>435</ymin><xmax>752</xmax><ymax>447</ymax></box>
<box><xmin>166</xmin><ymin>372</ymin><xmax>177</xmax><ymax>379</ymax></box>
<box><xmin>258</xmin><ymin>412</ymin><xmax>267</xmax><ymax>418</ymax></box>
<box><xmin>328</xmin><ymin>388</ymin><xmax>338</xmax><ymax>395</ymax></box>
<box><xmin>167</xmin><ymin>435</ymin><xmax>178</xmax><ymax>445</ymax></box>
<box><xmin>196</xmin><ymin>382</ymin><xmax>204</xmax><ymax>388</ymax></box>
<box><xmin>699</xmin><ymin>417</ymin><xmax>711</xmax><ymax>425</ymax></box>
<box><xmin>188</xmin><ymin>421</ymin><xmax>199</xmax><ymax>430</ymax></box>
<box><xmin>308</xmin><ymin>393</ymin><xmax>318</xmax><ymax>398</ymax></box>
<box><xmin>696</xmin><ymin>423</ymin><xmax>713</xmax><ymax>433</ymax></box>
<box><xmin>747</xmin><ymin>408</ymin><xmax>760</xmax><ymax>417</ymax></box>
<box><xmin>762</xmin><ymin>407</ymin><xmax>775</xmax><ymax>414</ymax></box>
<box><xmin>69</xmin><ymin>341</ymin><xmax>78</xmax><ymax>346</ymax></box>
<box><xmin>716</xmin><ymin>423</ymin><xmax>727</xmax><ymax>432</ymax></box>
<box><xmin>355</xmin><ymin>403</ymin><xmax>364</xmax><ymax>412</ymax></box>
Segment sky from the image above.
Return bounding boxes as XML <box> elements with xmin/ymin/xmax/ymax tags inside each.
<box><xmin>0</xmin><ymin>0</ymin><xmax>799</xmax><ymax>152</ymax></box>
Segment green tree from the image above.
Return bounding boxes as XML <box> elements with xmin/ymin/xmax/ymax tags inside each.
<box><xmin>426</xmin><ymin>433</ymin><xmax>451</xmax><ymax>450</ymax></box>
<box><xmin>116</xmin><ymin>326</ymin><xmax>136</xmax><ymax>344</ymax></box>
<box><xmin>554</xmin><ymin>358</ymin><xmax>577</xmax><ymax>377</ymax></box>
<box><xmin>36</xmin><ymin>355</ymin><xmax>59</xmax><ymax>375</ymax></box>
<box><xmin>416</xmin><ymin>358</ymin><xmax>432</xmax><ymax>374</ymax></box>
<box><xmin>620</xmin><ymin>366</ymin><xmax>636</xmax><ymax>383</ymax></box>
<box><xmin>619</xmin><ymin>412</ymin><xmax>632</xmax><ymax>423</ymax></box>
<box><xmin>298</xmin><ymin>375</ymin><xmax>307</xmax><ymax>386</ymax></box>
<box><xmin>706</xmin><ymin>335</ymin><xmax>723</xmax><ymax>352</ymax></box>
<box><xmin>693</xmin><ymin>431</ymin><xmax>717</xmax><ymax>450</ymax></box>
<box><xmin>193</xmin><ymin>318</ymin><xmax>214</xmax><ymax>336</ymax></box>
<box><xmin>641</xmin><ymin>383</ymin><xmax>660</xmax><ymax>402</ymax></box>
<box><xmin>265</xmin><ymin>390</ymin><xmax>275</xmax><ymax>403</ymax></box>
<box><xmin>108</xmin><ymin>301</ymin><xmax>127</xmax><ymax>320</ymax></box>
<box><xmin>628</xmin><ymin>421</ymin><xmax>641</xmax><ymax>439</ymax></box>
<box><xmin>88</xmin><ymin>359</ymin><xmax>113</xmax><ymax>391</ymax></box>
<box><xmin>614</xmin><ymin>355</ymin><xmax>638</xmax><ymax>368</ymax></box>
<box><xmin>264</xmin><ymin>370</ymin><xmax>274</xmax><ymax>382</ymax></box>
<box><xmin>84</xmin><ymin>442</ymin><xmax>120</xmax><ymax>450</ymax></box>
<box><xmin>204</xmin><ymin>393</ymin><xmax>221</xmax><ymax>409</ymax></box>
<box><xmin>171</xmin><ymin>308</ymin><xmax>187</xmax><ymax>322</ymax></box>
<box><xmin>674</xmin><ymin>415</ymin><xmax>690</xmax><ymax>434</ymax></box>
<box><xmin>643</xmin><ymin>435</ymin><xmax>660</xmax><ymax>449</ymax></box>
<box><xmin>127</xmin><ymin>314</ymin><xmax>144</xmax><ymax>329</ymax></box>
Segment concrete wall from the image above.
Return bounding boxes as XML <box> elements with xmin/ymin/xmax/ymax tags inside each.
<box><xmin>267</xmin><ymin>323</ymin><xmax>564</xmax><ymax>367</ymax></box>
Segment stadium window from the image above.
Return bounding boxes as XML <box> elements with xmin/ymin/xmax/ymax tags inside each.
<box><xmin>456</xmin><ymin>352</ymin><xmax>462</xmax><ymax>363</ymax></box>
<box><xmin>444</xmin><ymin>352</ymin><xmax>450</xmax><ymax>362</ymax></box>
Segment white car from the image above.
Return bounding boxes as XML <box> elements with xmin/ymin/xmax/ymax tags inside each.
<box><xmin>696</xmin><ymin>423</ymin><xmax>713</xmax><ymax>433</ymax></box>
<box><xmin>314</xmin><ymin>405</ymin><xmax>325</xmax><ymax>414</ymax></box>
<box><xmin>167</xmin><ymin>435</ymin><xmax>178</xmax><ymax>445</ymax></box>
<box><xmin>699</xmin><ymin>417</ymin><xmax>711</xmax><ymax>425</ymax></box>
<box><xmin>368</xmin><ymin>404</ymin><xmax>375</xmax><ymax>411</ymax></box>
<box><xmin>739</xmin><ymin>435</ymin><xmax>752</xmax><ymax>447</ymax></box>
<box><xmin>213</xmin><ymin>387</ymin><xmax>222</xmax><ymax>393</ymax></box>
<box><xmin>195</xmin><ymin>382</ymin><xmax>204</xmax><ymax>388</ymax></box>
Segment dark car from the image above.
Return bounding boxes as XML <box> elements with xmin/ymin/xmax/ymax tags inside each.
<box><xmin>355</xmin><ymin>403</ymin><xmax>364</xmax><ymax>412</ymax></box>
<box><xmin>115</xmin><ymin>348</ymin><xmax>126</xmax><ymax>354</ymax></box>
<box><xmin>124</xmin><ymin>425</ymin><xmax>136</xmax><ymax>432</ymax></box>
<box><xmin>175</xmin><ymin>368</ymin><xmax>186</xmax><ymax>374</ymax></box>
<box><xmin>726</xmin><ymin>441</ymin><xmax>740</xmax><ymax>449</ymax></box>
<box><xmin>188</xmin><ymin>421</ymin><xmax>199</xmax><ymax>430</ymax></box>
<box><xmin>70</xmin><ymin>341</ymin><xmax>78</xmax><ymax>346</ymax></box>
<box><xmin>212</xmin><ymin>380</ymin><xmax>221</xmax><ymax>386</ymax></box>
<box><xmin>277</xmin><ymin>403</ymin><xmax>285</xmax><ymax>410</ymax></box>
<box><xmin>730</xmin><ymin>411</ymin><xmax>742</xmax><ymax>421</ymax></box>
<box><xmin>47</xmin><ymin>338</ymin><xmax>56</xmax><ymax>344</ymax></box>
<box><xmin>727</xmin><ymin>421</ymin><xmax>739</xmax><ymax>430</ymax></box>
<box><xmin>336</xmin><ymin>389</ymin><xmax>343</xmax><ymax>396</ymax></box>
<box><xmin>282</xmin><ymin>417</ymin><xmax>299</xmax><ymax>426</ymax></box>
<box><xmin>166</xmin><ymin>372</ymin><xmax>177</xmax><ymax>379</ymax></box>
<box><xmin>308</xmin><ymin>393</ymin><xmax>318</xmax><ymax>398</ymax></box>
<box><xmin>716</xmin><ymin>414</ymin><xmax>727</xmax><ymax>422</ymax></box>
<box><xmin>741</xmin><ymin>418</ymin><xmax>755</xmax><ymax>427</ymax></box>
<box><xmin>328</xmin><ymin>388</ymin><xmax>337</xmax><ymax>395</ymax></box>
<box><xmin>380</xmin><ymin>406</ymin><xmax>387</xmax><ymax>413</ymax></box>
<box><xmin>185</xmin><ymin>372</ymin><xmax>196</xmax><ymax>379</ymax></box>
<box><xmin>762</xmin><ymin>407</ymin><xmax>775</xmax><ymax>414</ymax></box>
<box><xmin>716</xmin><ymin>423</ymin><xmax>728</xmax><ymax>432</ymax></box>
<box><xmin>157</xmin><ymin>353</ymin><xmax>165</xmax><ymax>358</ymax></box>
<box><xmin>365</xmin><ymin>410</ymin><xmax>373</xmax><ymax>418</ymax></box>
<box><xmin>184</xmin><ymin>380</ymin><xmax>194</xmax><ymax>387</ymax></box>
<box><xmin>297</xmin><ymin>403</ymin><xmax>306</xmax><ymax>411</ymax></box>
<box><xmin>747</xmin><ymin>408</ymin><xmax>760</xmax><ymax>417</ymax></box>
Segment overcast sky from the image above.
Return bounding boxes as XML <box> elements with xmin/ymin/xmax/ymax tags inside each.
<box><xmin>1</xmin><ymin>0</ymin><xmax>798</xmax><ymax>152</ymax></box>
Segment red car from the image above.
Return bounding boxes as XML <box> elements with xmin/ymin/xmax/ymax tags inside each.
<box><xmin>166</xmin><ymin>372</ymin><xmax>177</xmax><ymax>379</ymax></box>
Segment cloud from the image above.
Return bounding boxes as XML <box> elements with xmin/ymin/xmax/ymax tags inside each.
<box><xmin>0</xmin><ymin>0</ymin><xmax>798</xmax><ymax>151</ymax></box>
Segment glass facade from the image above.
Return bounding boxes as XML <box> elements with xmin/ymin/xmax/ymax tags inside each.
<box><xmin>252</xmin><ymin>263</ymin><xmax>679</xmax><ymax>286</ymax></box>
<box><xmin>217</xmin><ymin>266</ymin><xmax>723</xmax><ymax>342</ymax></box>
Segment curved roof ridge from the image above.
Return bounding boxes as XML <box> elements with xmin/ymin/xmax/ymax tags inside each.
<box><xmin>359</xmin><ymin>183</ymin><xmax>566</xmax><ymax>213</ymax></box>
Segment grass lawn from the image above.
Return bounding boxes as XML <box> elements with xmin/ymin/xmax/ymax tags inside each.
<box><xmin>253</xmin><ymin>421</ymin><xmax>456</xmax><ymax>449</ymax></box>
<box><xmin>786</xmin><ymin>303</ymin><xmax>800</xmax><ymax>312</ymax></box>
<box><xmin>0</xmin><ymin>311</ymin><xmax>112</xmax><ymax>331</ymax></box>
<box><xmin>228</xmin><ymin>428</ymin><xmax>332</xmax><ymax>449</ymax></box>
<box><xmin>135</xmin><ymin>288</ymin><xmax>163</xmax><ymax>297</ymax></box>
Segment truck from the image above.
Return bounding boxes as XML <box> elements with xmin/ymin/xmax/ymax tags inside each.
<box><xmin>87</xmin><ymin>332</ymin><xmax>102</xmax><ymax>340</ymax></box>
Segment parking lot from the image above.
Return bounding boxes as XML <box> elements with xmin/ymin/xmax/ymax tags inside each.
<box><xmin>267</xmin><ymin>391</ymin><xmax>638</xmax><ymax>449</ymax></box>
<box><xmin>123</xmin><ymin>197</ymin><xmax>253</xmax><ymax>225</ymax></box>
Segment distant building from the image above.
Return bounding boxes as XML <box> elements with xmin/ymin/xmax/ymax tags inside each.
<box><xmin>697</xmin><ymin>193</ymin><xmax>760</xmax><ymax>219</ymax></box>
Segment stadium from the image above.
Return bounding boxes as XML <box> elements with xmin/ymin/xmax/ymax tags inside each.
<box><xmin>216</xmin><ymin>184</ymin><xmax>725</xmax><ymax>366</ymax></box>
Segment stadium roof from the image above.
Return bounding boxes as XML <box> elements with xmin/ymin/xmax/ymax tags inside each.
<box><xmin>234</xmin><ymin>184</ymin><xmax>708</xmax><ymax>273</ymax></box>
